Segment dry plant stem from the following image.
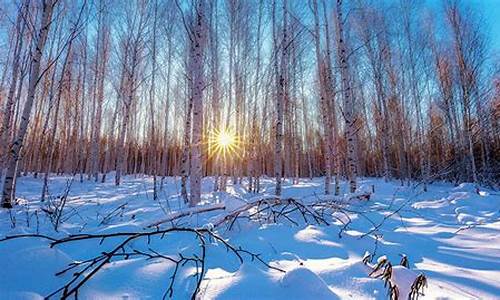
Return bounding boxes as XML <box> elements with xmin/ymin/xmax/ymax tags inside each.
<box><xmin>148</xmin><ymin>203</ymin><xmax>225</xmax><ymax>228</ymax></box>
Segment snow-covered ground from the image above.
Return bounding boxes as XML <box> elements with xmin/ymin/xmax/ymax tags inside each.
<box><xmin>0</xmin><ymin>175</ymin><xmax>499</xmax><ymax>299</ymax></box>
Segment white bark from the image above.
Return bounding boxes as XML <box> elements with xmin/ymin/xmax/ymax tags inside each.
<box><xmin>311</xmin><ymin>0</ymin><xmax>333</xmax><ymax>195</ymax></box>
<box><xmin>335</xmin><ymin>0</ymin><xmax>357</xmax><ymax>193</ymax></box>
<box><xmin>42</xmin><ymin>37</ymin><xmax>75</xmax><ymax>201</ymax></box>
<box><xmin>2</xmin><ymin>0</ymin><xmax>55</xmax><ymax>208</ymax></box>
<box><xmin>273</xmin><ymin>0</ymin><xmax>287</xmax><ymax>196</ymax></box>
<box><xmin>89</xmin><ymin>1</ymin><xmax>109</xmax><ymax>182</ymax></box>
<box><xmin>0</xmin><ymin>1</ymin><xmax>27</xmax><ymax>167</ymax></box>
<box><xmin>115</xmin><ymin>4</ymin><xmax>145</xmax><ymax>186</ymax></box>
<box><xmin>180</xmin><ymin>93</ymin><xmax>192</xmax><ymax>203</ymax></box>
<box><xmin>149</xmin><ymin>0</ymin><xmax>159</xmax><ymax>200</ymax></box>
<box><xmin>188</xmin><ymin>0</ymin><xmax>207</xmax><ymax>207</ymax></box>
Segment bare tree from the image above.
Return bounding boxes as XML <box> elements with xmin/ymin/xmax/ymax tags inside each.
<box><xmin>115</xmin><ymin>1</ymin><xmax>147</xmax><ymax>186</ymax></box>
<box><xmin>2</xmin><ymin>0</ymin><xmax>57</xmax><ymax>208</ymax></box>
<box><xmin>335</xmin><ymin>0</ymin><xmax>357</xmax><ymax>193</ymax></box>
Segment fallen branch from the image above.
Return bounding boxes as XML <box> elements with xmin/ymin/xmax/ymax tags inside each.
<box><xmin>1</xmin><ymin>226</ymin><xmax>284</xmax><ymax>300</ymax></box>
<box><xmin>147</xmin><ymin>203</ymin><xmax>226</xmax><ymax>228</ymax></box>
<box><xmin>98</xmin><ymin>202</ymin><xmax>128</xmax><ymax>226</ymax></box>
<box><xmin>213</xmin><ymin>197</ymin><xmax>330</xmax><ymax>229</ymax></box>
<box><xmin>148</xmin><ymin>191</ymin><xmax>372</xmax><ymax>232</ymax></box>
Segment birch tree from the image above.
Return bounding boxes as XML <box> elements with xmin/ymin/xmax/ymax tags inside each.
<box><xmin>89</xmin><ymin>0</ymin><xmax>110</xmax><ymax>182</ymax></box>
<box><xmin>335</xmin><ymin>0</ymin><xmax>357</xmax><ymax>193</ymax></box>
<box><xmin>273</xmin><ymin>0</ymin><xmax>288</xmax><ymax>196</ymax></box>
<box><xmin>0</xmin><ymin>0</ymin><xmax>28</xmax><ymax>168</ymax></box>
<box><xmin>187</xmin><ymin>0</ymin><xmax>208</xmax><ymax>206</ymax></box>
<box><xmin>2</xmin><ymin>0</ymin><xmax>56</xmax><ymax>208</ymax></box>
<box><xmin>115</xmin><ymin>2</ymin><xmax>147</xmax><ymax>186</ymax></box>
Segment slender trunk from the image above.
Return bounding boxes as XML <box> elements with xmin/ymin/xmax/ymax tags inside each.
<box><xmin>273</xmin><ymin>0</ymin><xmax>287</xmax><ymax>196</ymax></box>
<box><xmin>335</xmin><ymin>0</ymin><xmax>357</xmax><ymax>193</ymax></box>
<box><xmin>1</xmin><ymin>2</ymin><xmax>27</xmax><ymax>167</ymax></box>
<box><xmin>311</xmin><ymin>0</ymin><xmax>334</xmax><ymax>194</ymax></box>
<box><xmin>42</xmin><ymin>40</ymin><xmax>75</xmax><ymax>201</ymax></box>
<box><xmin>149</xmin><ymin>0</ymin><xmax>159</xmax><ymax>200</ymax></box>
<box><xmin>188</xmin><ymin>0</ymin><xmax>207</xmax><ymax>207</ymax></box>
<box><xmin>2</xmin><ymin>0</ymin><xmax>55</xmax><ymax>208</ymax></box>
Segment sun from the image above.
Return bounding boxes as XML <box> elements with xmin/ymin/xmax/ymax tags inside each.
<box><xmin>217</xmin><ymin>131</ymin><xmax>235</xmax><ymax>148</ymax></box>
<box><xmin>207</xmin><ymin>128</ymin><xmax>241</xmax><ymax>159</ymax></box>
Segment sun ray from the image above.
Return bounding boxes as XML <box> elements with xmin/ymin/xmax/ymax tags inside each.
<box><xmin>207</xmin><ymin>128</ymin><xmax>242</xmax><ymax>160</ymax></box>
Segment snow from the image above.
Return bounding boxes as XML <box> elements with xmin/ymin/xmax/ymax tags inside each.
<box><xmin>377</xmin><ymin>255</ymin><xmax>388</xmax><ymax>264</ymax></box>
<box><xmin>1</xmin><ymin>175</ymin><xmax>499</xmax><ymax>299</ymax></box>
<box><xmin>281</xmin><ymin>267</ymin><xmax>340</xmax><ymax>299</ymax></box>
<box><xmin>390</xmin><ymin>265</ymin><xmax>419</xmax><ymax>298</ymax></box>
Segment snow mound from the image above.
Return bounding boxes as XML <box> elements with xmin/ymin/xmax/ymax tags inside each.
<box><xmin>322</xmin><ymin>261</ymin><xmax>385</xmax><ymax>299</ymax></box>
<box><xmin>413</xmin><ymin>191</ymin><xmax>470</xmax><ymax>209</ymax></box>
<box><xmin>456</xmin><ymin>212</ymin><xmax>485</xmax><ymax>224</ymax></box>
<box><xmin>390</xmin><ymin>265</ymin><xmax>418</xmax><ymax>298</ymax></box>
<box><xmin>453</xmin><ymin>183</ymin><xmax>478</xmax><ymax>193</ymax></box>
<box><xmin>412</xmin><ymin>198</ymin><xmax>449</xmax><ymax>209</ymax></box>
<box><xmin>356</xmin><ymin>184</ymin><xmax>374</xmax><ymax>195</ymax></box>
<box><xmin>0</xmin><ymin>244</ymin><xmax>73</xmax><ymax>298</ymax></box>
<box><xmin>281</xmin><ymin>267</ymin><xmax>340</xmax><ymax>299</ymax></box>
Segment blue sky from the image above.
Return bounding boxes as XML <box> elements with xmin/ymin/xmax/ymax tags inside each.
<box><xmin>458</xmin><ymin>0</ymin><xmax>500</xmax><ymax>50</ymax></box>
<box><xmin>426</xmin><ymin>0</ymin><xmax>500</xmax><ymax>50</ymax></box>
<box><xmin>471</xmin><ymin>0</ymin><xmax>500</xmax><ymax>49</ymax></box>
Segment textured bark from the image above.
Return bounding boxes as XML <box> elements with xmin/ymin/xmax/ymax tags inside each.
<box><xmin>180</xmin><ymin>80</ymin><xmax>192</xmax><ymax>204</ymax></box>
<box><xmin>273</xmin><ymin>0</ymin><xmax>287</xmax><ymax>196</ymax></box>
<box><xmin>188</xmin><ymin>0</ymin><xmax>207</xmax><ymax>207</ymax></box>
<box><xmin>2</xmin><ymin>0</ymin><xmax>55</xmax><ymax>208</ymax></box>
<box><xmin>312</xmin><ymin>0</ymin><xmax>333</xmax><ymax>194</ymax></box>
<box><xmin>0</xmin><ymin>1</ymin><xmax>27</xmax><ymax>167</ymax></box>
<box><xmin>335</xmin><ymin>0</ymin><xmax>357</xmax><ymax>193</ymax></box>
<box><xmin>321</xmin><ymin>0</ymin><xmax>340</xmax><ymax>195</ymax></box>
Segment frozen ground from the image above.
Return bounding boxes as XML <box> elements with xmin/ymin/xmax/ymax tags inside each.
<box><xmin>0</xmin><ymin>174</ymin><xmax>499</xmax><ymax>299</ymax></box>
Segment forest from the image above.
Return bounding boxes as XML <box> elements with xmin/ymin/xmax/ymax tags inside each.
<box><xmin>0</xmin><ymin>0</ymin><xmax>499</xmax><ymax>299</ymax></box>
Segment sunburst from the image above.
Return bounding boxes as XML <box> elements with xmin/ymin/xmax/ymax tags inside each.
<box><xmin>207</xmin><ymin>128</ymin><xmax>241</xmax><ymax>160</ymax></box>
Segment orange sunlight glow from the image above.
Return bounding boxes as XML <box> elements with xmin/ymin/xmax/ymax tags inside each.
<box><xmin>208</xmin><ymin>128</ymin><xmax>241</xmax><ymax>159</ymax></box>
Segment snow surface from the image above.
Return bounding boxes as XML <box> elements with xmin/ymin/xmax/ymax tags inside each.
<box><xmin>0</xmin><ymin>175</ymin><xmax>499</xmax><ymax>299</ymax></box>
<box><xmin>390</xmin><ymin>265</ymin><xmax>418</xmax><ymax>298</ymax></box>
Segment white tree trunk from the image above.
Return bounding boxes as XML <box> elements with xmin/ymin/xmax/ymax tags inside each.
<box><xmin>188</xmin><ymin>0</ymin><xmax>207</xmax><ymax>207</ymax></box>
<box><xmin>89</xmin><ymin>4</ymin><xmax>108</xmax><ymax>182</ymax></box>
<box><xmin>0</xmin><ymin>2</ymin><xmax>27</xmax><ymax>167</ymax></box>
<box><xmin>335</xmin><ymin>0</ymin><xmax>357</xmax><ymax>193</ymax></box>
<box><xmin>42</xmin><ymin>38</ymin><xmax>75</xmax><ymax>202</ymax></box>
<box><xmin>273</xmin><ymin>0</ymin><xmax>287</xmax><ymax>196</ymax></box>
<box><xmin>180</xmin><ymin>94</ymin><xmax>192</xmax><ymax>203</ymax></box>
<box><xmin>2</xmin><ymin>0</ymin><xmax>55</xmax><ymax>208</ymax></box>
<box><xmin>311</xmin><ymin>0</ymin><xmax>334</xmax><ymax>195</ymax></box>
<box><xmin>115</xmin><ymin>57</ymin><xmax>138</xmax><ymax>186</ymax></box>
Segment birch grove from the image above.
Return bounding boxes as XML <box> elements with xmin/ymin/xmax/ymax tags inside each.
<box><xmin>0</xmin><ymin>0</ymin><xmax>498</xmax><ymax>208</ymax></box>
